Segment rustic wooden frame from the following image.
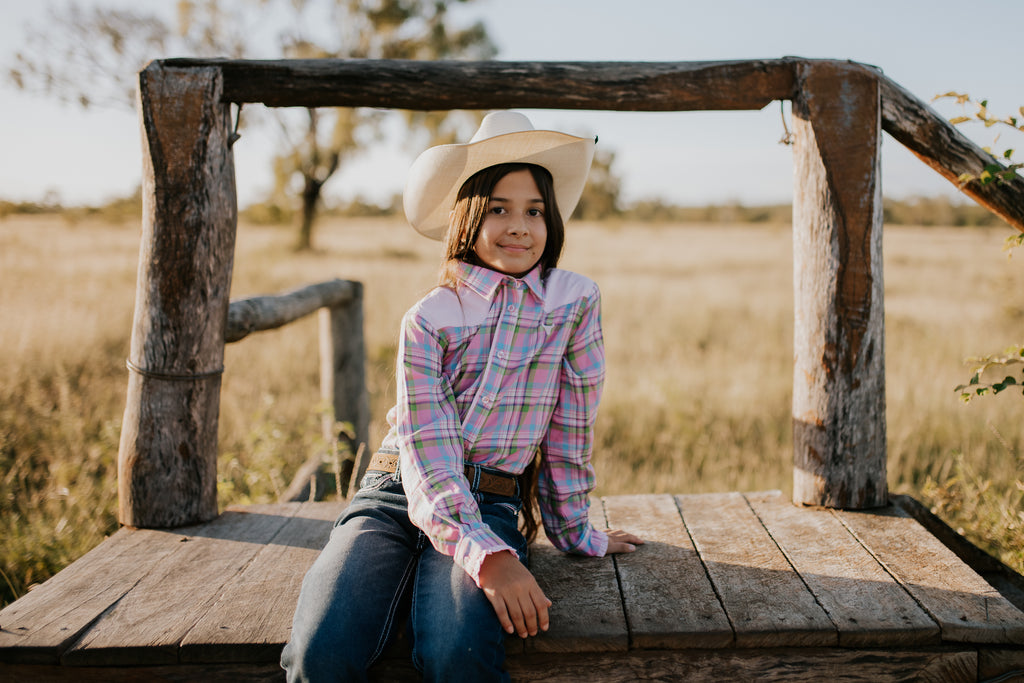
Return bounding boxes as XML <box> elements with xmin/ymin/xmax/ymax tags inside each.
<box><xmin>119</xmin><ymin>57</ymin><xmax>1024</xmax><ymax>527</ymax></box>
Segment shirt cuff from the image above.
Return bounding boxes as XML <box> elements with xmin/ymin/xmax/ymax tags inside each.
<box><xmin>576</xmin><ymin>524</ymin><xmax>609</xmax><ymax>557</ymax></box>
<box><xmin>456</xmin><ymin>527</ymin><xmax>518</xmax><ymax>587</ymax></box>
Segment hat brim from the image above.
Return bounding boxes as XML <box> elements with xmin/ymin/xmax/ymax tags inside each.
<box><xmin>404</xmin><ymin>129</ymin><xmax>595</xmax><ymax>240</ymax></box>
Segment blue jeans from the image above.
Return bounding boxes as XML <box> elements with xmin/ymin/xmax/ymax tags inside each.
<box><xmin>280</xmin><ymin>468</ymin><xmax>527</xmax><ymax>682</ymax></box>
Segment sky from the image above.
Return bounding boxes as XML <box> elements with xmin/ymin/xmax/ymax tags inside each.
<box><xmin>1</xmin><ymin>0</ymin><xmax>1021</xmax><ymax>208</ymax></box>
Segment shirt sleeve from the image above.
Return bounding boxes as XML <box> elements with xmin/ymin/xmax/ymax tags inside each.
<box><xmin>395</xmin><ymin>308</ymin><xmax>517</xmax><ymax>586</ymax></box>
<box><xmin>539</xmin><ymin>287</ymin><xmax>609</xmax><ymax>557</ymax></box>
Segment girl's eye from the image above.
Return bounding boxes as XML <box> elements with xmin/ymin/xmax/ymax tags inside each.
<box><xmin>527</xmin><ymin>208</ymin><xmax>544</xmax><ymax>217</ymax></box>
<box><xmin>489</xmin><ymin>206</ymin><xmax>506</xmax><ymax>215</ymax></box>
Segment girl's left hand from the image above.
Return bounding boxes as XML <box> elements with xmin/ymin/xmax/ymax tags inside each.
<box><xmin>605</xmin><ymin>529</ymin><xmax>644</xmax><ymax>554</ymax></box>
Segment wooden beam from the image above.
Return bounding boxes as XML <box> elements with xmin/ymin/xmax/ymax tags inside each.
<box><xmin>159</xmin><ymin>58</ymin><xmax>798</xmax><ymax>111</ymax></box>
<box><xmin>117</xmin><ymin>63</ymin><xmax>238</xmax><ymax>528</ymax></box>
<box><xmin>880</xmin><ymin>75</ymin><xmax>1024</xmax><ymax>233</ymax></box>
<box><xmin>225</xmin><ymin>279</ymin><xmax>358</xmax><ymax>343</ymax></box>
<box><xmin>791</xmin><ymin>61</ymin><xmax>887</xmax><ymax>509</ymax></box>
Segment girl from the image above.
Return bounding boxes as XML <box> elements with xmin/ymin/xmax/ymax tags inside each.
<box><xmin>281</xmin><ymin>111</ymin><xmax>643</xmax><ymax>683</ymax></box>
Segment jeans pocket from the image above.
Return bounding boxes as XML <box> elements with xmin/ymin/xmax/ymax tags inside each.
<box><xmin>359</xmin><ymin>470</ymin><xmax>394</xmax><ymax>492</ymax></box>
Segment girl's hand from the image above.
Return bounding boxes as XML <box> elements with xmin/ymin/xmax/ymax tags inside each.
<box><xmin>478</xmin><ymin>550</ymin><xmax>551</xmax><ymax>639</ymax></box>
<box><xmin>605</xmin><ymin>528</ymin><xmax>644</xmax><ymax>554</ymax></box>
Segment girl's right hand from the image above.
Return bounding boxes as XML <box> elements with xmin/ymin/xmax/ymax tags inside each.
<box><xmin>478</xmin><ymin>550</ymin><xmax>551</xmax><ymax>639</ymax></box>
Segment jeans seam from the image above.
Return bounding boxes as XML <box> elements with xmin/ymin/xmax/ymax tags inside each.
<box><xmin>366</xmin><ymin>538</ymin><xmax>419</xmax><ymax>668</ymax></box>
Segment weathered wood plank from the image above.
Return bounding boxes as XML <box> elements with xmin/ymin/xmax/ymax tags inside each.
<box><xmin>602</xmin><ymin>494</ymin><xmax>732</xmax><ymax>649</ymax></box>
<box><xmin>677</xmin><ymin>492</ymin><xmax>836</xmax><ymax>647</ymax></box>
<box><xmin>62</xmin><ymin>505</ymin><xmax>300</xmax><ymax>666</ymax></box>
<box><xmin>838</xmin><ymin>504</ymin><xmax>1024</xmax><ymax>644</ymax></box>
<box><xmin>978</xmin><ymin>647</ymin><xmax>1024</xmax><ymax>681</ymax></box>
<box><xmin>0</xmin><ymin>662</ymin><xmax>286</xmax><ymax>682</ymax></box>
<box><xmin>179</xmin><ymin>502</ymin><xmax>342</xmax><ymax>663</ymax></box>
<box><xmin>745</xmin><ymin>492</ymin><xmax>938</xmax><ymax>647</ymax></box>
<box><xmin>118</xmin><ymin>62</ymin><xmax>237</xmax><ymax>528</ymax></box>
<box><xmin>225</xmin><ymin>279</ymin><xmax>358</xmax><ymax>343</ymax></box>
<box><xmin>791</xmin><ymin>60</ymin><xmax>887</xmax><ymax>509</ymax></box>
<box><xmin>159</xmin><ymin>58</ymin><xmax>799</xmax><ymax>112</ymax></box>
<box><xmin>880</xmin><ymin>74</ymin><xmax>1024</xmax><ymax>233</ymax></box>
<box><xmin>0</xmin><ymin>528</ymin><xmax>182</xmax><ymax>664</ymax></box>
<box><xmin>506</xmin><ymin>647</ymin><xmax>978</xmax><ymax>683</ymax></box>
<box><xmin>525</xmin><ymin>498</ymin><xmax>627</xmax><ymax>653</ymax></box>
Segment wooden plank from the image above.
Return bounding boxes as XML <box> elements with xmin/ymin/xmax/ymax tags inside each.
<box><xmin>838</xmin><ymin>504</ymin><xmax>1024</xmax><ymax>644</ymax></box>
<box><xmin>506</xmin><ymin>647</ymin><xmax>977</xmax><ymax>683</ymax></box>
<box><xmin>677</xmin><ymin>492</ymin><xmax>836</xmax><ymax>647</ymax></box>
<box><xmin>0</xmin><ymin>662</ymin><xmax>286</xmax><ymax>682</ymax></box>
<box><xmin>61</xmin><ymin>505</ymin><xmax>300</xmax><ymax>666</ymax></box>
<box><xmin>745</xmin><ymin>492</ymin><xmax>938</xmax><ymax>647</ymax></box>
<box><xmin>978</xmin><ymin>647</ymin><xmax>1024</xmax><ymax>681</ymax></box>
<box><xmin>525</xmin><ymin>498</ymin><xmax>627</xmax><ymax>653</ymax></box>
<box><xmin>1</xmin><ymin>647</ymin><xmax>981</xmax><ymax>683</ymax></box>
<box><xmin>179</xmin><ymin>502</ymin><xmax>342</xmax><ymax>663</ymax></box>
<box><xmin>0</xmin><ymin>528</ymin><xmax>182</xmax><ymax>664</ymax></box>
<box><xmin>160</xmin><ymin>58</ymin><xmax>798</xmax><ymax>111</ymax></box>
<box><xmin>880</xmin><ymin>74</ymin><xmax>1024</xmax><ymax>233</ymax></box>
<box><xmin>602</xmin><ymin>494</ymin><xmax>732</xmax><ymax>648</ymax></box>
<box><xmin>119</xmin><ymin>62</ymin><xmax>238</xmax><ymax>528</ymax></box>
<box><xmin>791</xmin><ymin>59</ymin><xmax>887</xmax><ymax>509</ymax></box>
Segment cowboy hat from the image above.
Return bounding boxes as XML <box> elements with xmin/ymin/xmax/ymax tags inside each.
<box><xmin>403</xmin><ymin>111</ymin><xmax>596</xmax><ymax>240</ymax></box>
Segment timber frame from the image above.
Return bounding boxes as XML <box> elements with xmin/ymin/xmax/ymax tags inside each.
<box><xmin>119</xmin><ymin>57</ymin><xmax>1024</xmax><ymax>527</ymax></box>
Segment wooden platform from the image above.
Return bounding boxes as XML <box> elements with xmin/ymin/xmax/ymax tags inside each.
<box><xmin>2</xmin><ymin>491</ymin><xmax>1023</xmax><ymax>682</ymax></box>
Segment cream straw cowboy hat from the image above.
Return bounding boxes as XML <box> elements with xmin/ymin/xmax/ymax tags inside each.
<box><xmin>403</xmin><ymin>111</ymin><xmax>596</xmax><ymax>240</ymax></box>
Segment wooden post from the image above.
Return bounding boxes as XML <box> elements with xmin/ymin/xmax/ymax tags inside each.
<box><xmin>319</xmin><ymin>284</ymin><xmax>370</xmax><ymax>483</ymax></box>
<box><xmin>791</xmin><ymin>62</ymin><xmax>887</xmax><ymax>509</ymax></box>
<box><xmin>117</xmin><ymin>63</ymin><xmax>237</xmax><ymax>527</ymax></box>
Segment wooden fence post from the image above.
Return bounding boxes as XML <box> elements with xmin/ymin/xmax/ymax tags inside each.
<box><xmin>791</xmin><ymin>61</ymin><xmax>887</xmax><ymax>509</ymax></box>
<box><xmin>117</xmin><ymin>63</ymin><xmax>237</xmax><ymax>527</ymax></box>
<box><xmin>319</xmin><ymin>284</ymin><xmax>370</xmax><ymax>483</ymax></box>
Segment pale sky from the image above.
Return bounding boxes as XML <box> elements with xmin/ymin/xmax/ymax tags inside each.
<box><xmin>1</xmin><ymin>0</ymin><xmax>1021</xmax><ymax>208</ymax></box>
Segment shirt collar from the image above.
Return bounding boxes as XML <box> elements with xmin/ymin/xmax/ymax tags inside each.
<box><xmin>457</xmin><ymin>262</ymin><xmax>546</xmax><ymax>303</ymax></box>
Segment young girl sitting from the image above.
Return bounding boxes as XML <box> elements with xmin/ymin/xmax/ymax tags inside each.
<box><xmin>281</xmin><ymin>110</ymin><xmax>643</xmax><ymax>683</ymax></box>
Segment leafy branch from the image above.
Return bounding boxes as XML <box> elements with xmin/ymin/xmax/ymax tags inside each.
<box><xmin>955</xmin><ymin>346</ymin><xmax>1024</xmax><ymax>402</ymax></box>
<box><xmin>934</xmin><ymin>92</ymin><xmax>1024</xmax><ymax>187</ymax></box>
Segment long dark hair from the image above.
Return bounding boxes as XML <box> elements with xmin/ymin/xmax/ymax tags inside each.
<box><xmin>438</xmin><ymin>163</ymin><xmax>564</xmax><ymax>289</ymax></box>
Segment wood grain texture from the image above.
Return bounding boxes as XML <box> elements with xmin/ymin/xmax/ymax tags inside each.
<box><xmin>791</xmin><ymin>60</ymin><xmax>887</xmax><ymax>509</ymax></box>
<box><xmin>62</xmin><ymin>505</ymin><xmax>298</xmax><ymax>666</ymax></box>
<box><xmin>677</xmin><ymin>492</ymin><xmax>836</xmax><ymax>647</ymax></box>
<box><xmin>879</xmin><ymin>74</ymin><xmax>1024</xmax><ymax>233</ymax></box>
<box><xmin>118</xmin><ymin>62</ymin><xmax>238</xmax><ymax>528</ymax></box>
<box><xmin>838</xmin><ymin>504</ymin><xmax>1024</xmax><ymax>644</ymax></box>
<box><xmin>159</xmin><ymin>58</ymin><xmax>799</xmax><ymax>111</ymax></box>
<box><xmin>179</xmin><ymin>502</ymin><xmax>341</xmax><ymax>663</ymax></box>
<box><xmin>506</xmin><ymin>647</ymin><xmax>977</xmax><ymax>683</ymax></box>
<box><xmin>602</xmin><ymin>494</ymin><xmax>732</xmax><ymax>649</ymax></box>
<box><xmin>0</xmin><ymin>528</ymin><xmax>182</xmax><ymax>664</ymax></box>
<box><xmin>225</xmin><ymin>279</ymin><xmax>357</xmax><ymax>343</ymax></box>
<box><xmin>525</xmin><ymin>498</ymin><xmax>628</xmax><ymax>653</ymax></box>
<box><xmin>318</xmin><ymin>286</ymin><xmax>370</xmax><ymax>464</ymax></box>
<box><xmin>745</xmin><ymin>492</ymin><xmax>938</xmax><ymax>646</ymax></box>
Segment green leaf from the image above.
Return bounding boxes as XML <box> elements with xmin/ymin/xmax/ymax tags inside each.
<box><xmin>1005</xmin><ymin>148</ymin><xmax>1016</xmax><ymax>159</ymax></box>
<box><xmin>969</xmin><ymin>373</ymin><xmax>980</xmax><ymax>385</ymax></box>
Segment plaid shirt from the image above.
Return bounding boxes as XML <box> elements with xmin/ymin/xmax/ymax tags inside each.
<box><xmin>380</xmin><ymin>262</ymin><xmax>608</xmax><ymax>585</ymax></box>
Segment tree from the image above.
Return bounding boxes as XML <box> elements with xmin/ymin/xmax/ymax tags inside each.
<box><xmin>573</xmin><ymin>149</ymin><xmax>622</xmax><ymax>221</ymax></box>
<box><xmin>8</xmin><ymin>0</ymin><xmax>495</xmax><ymax>249</ymax></box>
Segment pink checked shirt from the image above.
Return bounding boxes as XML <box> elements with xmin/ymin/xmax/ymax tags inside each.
<box><xmin>379</xmin><ymin>262</ymin><xmax>609</xmax><ymax>584</ymax></box>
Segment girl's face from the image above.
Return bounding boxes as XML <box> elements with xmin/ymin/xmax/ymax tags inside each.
<box><xmin>472</xmin><ymin>169</ymin><xmax>548</xmax><ymax>278</ymax></box>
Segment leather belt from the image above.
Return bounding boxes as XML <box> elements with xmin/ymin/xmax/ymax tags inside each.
<box><xmin>367</xmin><ymin>452</ymin><xmax>520</xmax><ymax>498</ymax></box>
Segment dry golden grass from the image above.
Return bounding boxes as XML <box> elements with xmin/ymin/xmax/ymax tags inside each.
<box><xmin>1</xmin><ymin>214</ymin><xmax>1021</xmax><ymax>606</ymax></box>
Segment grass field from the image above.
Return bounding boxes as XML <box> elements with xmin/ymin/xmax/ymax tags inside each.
<box><xmin>1</xmin><ymin>214</ymin><xmax>1021</xmax><ymax>607</ymax></box>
